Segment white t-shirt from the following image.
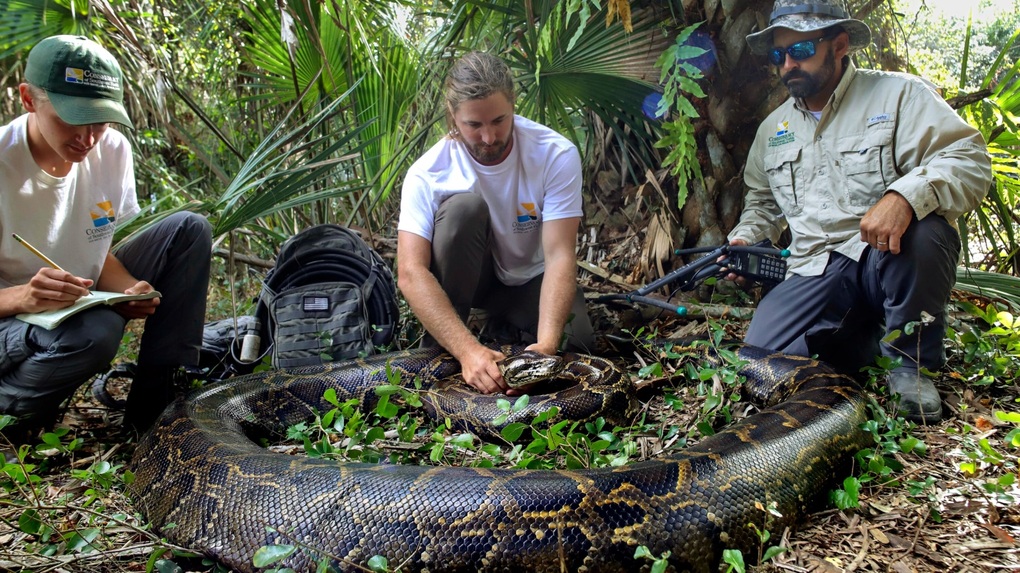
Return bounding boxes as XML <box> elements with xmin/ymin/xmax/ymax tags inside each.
<box><xmin>0</xmin><ymin>113</ymin><xmax>139</xmax><ymax>288</ymax></box>
<box><xmin>398</xmin><ymin>114</ymin><xmax>582</xmax><ymax>285</ymax></box>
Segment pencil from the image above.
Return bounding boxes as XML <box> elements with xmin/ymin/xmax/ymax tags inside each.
<box><xmin>11</xmin><ymin>233</ymin><xmax>92</xmax><ymax>295</ymax></box>
<box><xmin>11</xmin><ymin>233</ymin><xmax>65</xmax><ymax>271</ymax></box>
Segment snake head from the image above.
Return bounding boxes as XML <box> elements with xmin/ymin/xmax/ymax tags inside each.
<box><xmin>498</xmin><ymin>351</ymin><xmax>565</xmax><ymax>389</ymax></box>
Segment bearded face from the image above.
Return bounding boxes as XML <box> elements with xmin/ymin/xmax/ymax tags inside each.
<box><xmin>781</xmin><ymin>46</ymin><xmax>837</xmax><ymax>100</ymax></box>
<box><xmin>451</xmin><ymin>93</ymin><xmax>515</xmax><ymax>166</ymax></box>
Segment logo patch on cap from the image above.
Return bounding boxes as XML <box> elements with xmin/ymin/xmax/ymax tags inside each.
<box><xmin>64</xmin><ymin>66</ymin><xmax>120</xmax><ymax>90</ymax></box>
<box><xmin>65</xmin><ymin>67</ymin><xmax>85</xmax><ymax>83</ymax></box>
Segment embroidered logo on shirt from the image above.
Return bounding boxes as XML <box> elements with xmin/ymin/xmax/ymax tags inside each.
<box><xmin>867</xmin><ymin>113</ymin><xmax>891</xmax><ymax>127</ymax></box>
<box><xmin>768</xmin><ymin>120</ymin><xmax>795</xmax><ymax>147</ymax></box>
<box><xmin>90</xmin><ymin>201</ymin><xmax>117</xmax><ymax>227</ymax></box>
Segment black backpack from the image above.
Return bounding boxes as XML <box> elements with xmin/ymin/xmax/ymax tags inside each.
<box><xmin>200</xmin><ymin>224</ymin><xmax>399</xmax><ymax>378</ymax></box>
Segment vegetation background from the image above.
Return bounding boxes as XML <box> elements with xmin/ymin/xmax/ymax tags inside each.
<box><xmin>0</xmin><ymin>0</ymin><xmax>1018</xmax><ymax>571</ymax></box>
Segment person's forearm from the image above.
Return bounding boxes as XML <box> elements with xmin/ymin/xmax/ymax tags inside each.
<box><xmin>400</xmin><ymin>268</ymin><xmax>481</xmax><ymax>359</ymax></box>
<box><xmin>533</xmin><ymin>253</ymin><xmax>576</xmax><ymax>354</ymax></box>
<box><xmin>95</xmin><ymin>252</ymin><xmax>141</xmax><ymax>293</ymax></box>
<box><xmin>0</xmin><ymin>285</ymin><xmax>27</xmax><ymax>317</ymax></box>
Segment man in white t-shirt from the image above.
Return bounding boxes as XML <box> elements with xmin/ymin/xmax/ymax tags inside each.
<box><xmin>0</xmin><ymin>36</ymin><xmax>211</xmax><ymax>444</ymax></box>
<box><xmin>397</xmin><ymin>52</ymin><xmax>594</xmax><ymax>394</ymax></box>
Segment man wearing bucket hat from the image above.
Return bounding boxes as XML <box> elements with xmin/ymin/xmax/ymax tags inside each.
<box><xmin>0</xmin><ymin>35</ymin><xmax>212</xmax><ymax>445</ymax></box>
<box><xmin>727</xmin><ymin>0</ymin><xmax>992</xmax><ymax>423</ymax></box>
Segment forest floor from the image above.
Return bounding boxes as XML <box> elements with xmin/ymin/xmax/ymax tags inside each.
<box><xmin>1</xmin><ymin>238</ymin><xmax>1018</xmax><ymax>573</ymax></box>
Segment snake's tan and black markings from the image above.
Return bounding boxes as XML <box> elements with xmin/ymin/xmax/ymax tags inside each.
<box><xmin>129</xmin><ymin>345</ymin><xmax>871</xmax><ymax>573</ymax></box>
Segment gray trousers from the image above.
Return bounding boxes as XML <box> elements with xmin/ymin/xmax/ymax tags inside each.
<box><xmin>429</xmin><ymin>194</ymin><xmax>595</xmax><ymax>352</ymax></box>
<box><xmin>745</xmin><ymin>215</ymin><xmax>960</xmax><ymax>375</ymax></box>
<box><xmin>0</xmin><ymin>212</ymin><xmax>211</xmax><ymax>418</ymax></box>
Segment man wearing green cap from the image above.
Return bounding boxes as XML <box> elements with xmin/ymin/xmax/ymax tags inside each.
<box><xmin>0</xmin><ymin>35</ymin><xmax>212</xmax><ymax>443</ymax></box>
<box><xmin>725</xmin><ymin>0</ymin><xmax>992</xmax><ymax>423</ymax></box>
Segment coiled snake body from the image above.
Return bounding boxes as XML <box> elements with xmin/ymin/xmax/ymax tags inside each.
<box><xmin>129</xmin><ymin>345</ymin><xmax>870</xmax><ymax>572</ymax></box>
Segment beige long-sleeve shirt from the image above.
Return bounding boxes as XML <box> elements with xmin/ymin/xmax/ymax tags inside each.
<box><xmin>729</xmin><ymin>63</ymin><xmax>992</xmax><ymax>277</ymax></box>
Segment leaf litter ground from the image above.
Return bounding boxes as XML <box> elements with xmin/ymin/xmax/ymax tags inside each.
<box><xmin>1</xmin><ymin>285</ymin><xmax>1018</xmax><ymax>572</ymax></box>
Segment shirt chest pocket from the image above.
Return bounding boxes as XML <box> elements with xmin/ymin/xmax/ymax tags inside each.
<box><xmin>836</xmin><ymin>125</ymin><xmax>895</xmax><ymax>208</ymax></box>
<box><xmin>763</xmin><ymin>146</ymin><xmax>803</xmax><ymax>216</ymax></box>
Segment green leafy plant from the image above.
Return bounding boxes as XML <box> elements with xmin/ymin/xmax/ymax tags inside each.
<box><xmin>634</xmin><ymin>545</ymin><xmax>670</xmax><ymax>573</ymax></box>
<box><xmin>720</xmin><ymin>499</ymin><xmax>787</xmax><ymax>572</ymax></box>
<box><xmin>654</xmin><ymin>22</ymin><xmax>708</xmax><ymax>210</ymax></box>
<box><xmin>949</xmin><ymin>302</ymin><xmax>1020</xmax><ymax>385</ymax></box>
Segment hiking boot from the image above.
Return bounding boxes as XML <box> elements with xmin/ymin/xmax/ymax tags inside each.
<box><xmin>123</xmin><ymin>366</ymin><xmax>189</xmax><ymax>436</ymax></box>
<box><xmin>1</xmin><ymin>416</ymin><xmax>47</xmax><ymax>463</ymax></box>
<box><xmin>886</xmin><ymin>370</ymin><xmax>943</xmax><ymax>424</ymax></box>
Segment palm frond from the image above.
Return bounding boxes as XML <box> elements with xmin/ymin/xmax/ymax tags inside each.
<box><xmin>209</xmin><ymin>84</ymin><xmax>377</xmax><ymax>236</ymax></box>
<box><xmin>0</xmin><ymin>0</ymin><xmax>91</xmax><ymax>59</ymax></box>
<box><xmin>956</xmin><ymin>267</ymin><xmax>1020</xmax><ymax>311</ymax></box>
<box><xmin>508</xmin><ymin>4</ymin><xmax>670</xmax><ymax>182</ymax></box>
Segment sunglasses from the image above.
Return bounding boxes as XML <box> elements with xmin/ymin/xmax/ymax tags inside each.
<box><xmin>767</xmin><ymin>36</ymin><xmax>830</xmax><ymax>66</ymax></box>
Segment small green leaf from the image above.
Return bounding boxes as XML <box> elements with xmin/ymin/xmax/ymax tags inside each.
<box><xmin>367</xmin><ymin>555</ymin><xmax>389</xmax><ymax>572</ymax></box>
<box><xmin>882</xmin><ymin>329</ymin><xmax>903</xmax><ymax>343</ymax></box>
<box><xmin>525</xmin><ymin>437</ymin><xmax>549</xmax><ymax>454</ymax></box>
<box><xmin>995</xmin><ymin>410</ymin><xmax>1020</xmax><ymax>424</ymax></box>
<box><xmin>364</xmin><ymin>427</ymin><xmax>386</xmax><ymax>444</ymax></box>
<box><xmin>65</xmin><ymin>527</ymin><xmax>101</xmax><ymax>552</ymax></box>
<box><xmin>153</xmin><ymin>558</ymin><xmax>184</xmax><ymax>573</ymax></box>
<box><xmin>532</xmin><ymin>406</ymin><xmax>559</xmax><ymax>424</ymax></box>
<box><xmin>375</xmin><ymin>394</ymin><xmax>398</xmax><ymax>418</ymax></box>
<box><xmin>501</xmin><ymin>423</ymin><xmax>527</xmax><ymax>442</ymax></box>
<box><xmin>323</xmin><ymin>388</ymin><xmax>339</xmax><ymax>407</ymax></box>
<box><xmin>18</xmin><ymin>509</ymin><xmax>43</xmax><ymax>534</ymax></box>
<box><xmin>638</xmin><ymin>362</ymin><xmax>663</xmax><ymax>378</ymax></box>
<box><xmin>252</xmin><ymin>544</ymin><xmax>296</xmax><ymax>567</ymax></box>
<box><xmin>511</xmin><ymin>394</ymin><xmax>530</xmax><ymax>413</ymax></box>
<box><xmin>321</xmin><ymin>409</ymin><xmax>336</xmax><ymax>428</ymax></box>
<box><xmin>721</xmin><ymin>548</ymin><xmax>745</xmax><ymax>572</ymax></box>
<box><xmin>374</xmin><ymin>384</ymin><xmax>401</xmax><ymax>397</ymax></box>
<box><xmin>450</xmin><ymin>433</ymin><xmax>475</xmax><ymax>449</ymax></box>
<box><xmin>429</xmin><ymin>442</ymin><xmax>444</xmax><ymax>463</ymax></box>
<box><xmin>762</xmin><ymin>545</ymin><xmax>787</xmax><ymax>561</ymax></box>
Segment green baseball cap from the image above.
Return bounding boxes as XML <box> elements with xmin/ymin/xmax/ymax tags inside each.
<box><xmin>24</xmin><ymin>35</ymin><xmax>133</xmax><ymax>128</ymax></box>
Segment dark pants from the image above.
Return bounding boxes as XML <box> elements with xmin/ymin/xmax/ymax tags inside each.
<box><xmin>745</xmin><ymin>215</ymin><xmax>960</xmax><ymax>375</ymax></box>
<box><xmin>428</xmin><ymin>194</ymin><xmax>595</xmax><ymax>352</ymax></box>
<box><xmin>0</xmin><ymin>212</ymin><xmax>211</xmax><ymax>419</ymax></box>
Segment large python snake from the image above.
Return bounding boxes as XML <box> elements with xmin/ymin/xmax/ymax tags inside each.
<box><xmin>128</xmin><ymin>344</ymin><xmax>871</xmax><ymax>572</ymax></box>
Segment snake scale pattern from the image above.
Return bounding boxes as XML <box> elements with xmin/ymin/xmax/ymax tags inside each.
<box><xmin>129</xmin><ymin>344</ymin><xmax>871</xmax><ymax>572</ymax></box>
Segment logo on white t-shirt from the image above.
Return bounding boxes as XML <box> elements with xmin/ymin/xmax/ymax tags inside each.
<box><xmin>86</xmin><ymin>201</ymin><xmax>117</xmax><ymax>243</ymax></box>
<box><xmin>90</xmin><ymin>201</ymin><xmax>117</xmax><ymax>227</ymax></box>
<box><xmin>512</xmin><ymin>202</ymin><xmax>540</xmax><ymax>234</ymax></box>
<box><xmin>516</xmin><ymin>202</ymin><xmax>537</xmax><ymax>223</ymax></box>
